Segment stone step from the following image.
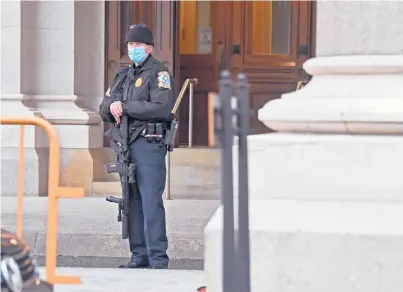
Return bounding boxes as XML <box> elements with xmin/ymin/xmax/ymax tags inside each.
<box><xmin>169</xmin><ymin>164</ymin><xmax>220</xmax><ymax>185</ymax></box>
<box><xmin>92</xmin><ymin>181</ymin><xmax>220</xmax><ymax>200</ymax></box>
<box><xmin>0</xmin><ymin>148</ymin><xmax>222</xmax><ymax>198</ymax></box>
<box><xmin>98</xmin><ymin>161</ymin><xmax>221</xmax><ymax>185</ymax></box>
<box><xmin>1</xmin><ymin>197</ymin><xmax>220</xmax><ymax>270</ymax></box>
<box><xmin>169</xmin><ymin>147</ymin><xmax>220</xmax><ymax>167</ymax></box>
<box><xmin>92</xmin><ymin>147</ymin><xmax>222</xmax><ymax>199</ymax></box>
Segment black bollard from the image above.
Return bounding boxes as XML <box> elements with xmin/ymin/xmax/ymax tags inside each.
<box><xmin>214</xmin><ymin>70</ymin><xmax>235</xmax><ymax>292</ymax></box>
<box><xmin>236</xmin><ymin>73</ymin><xmax>251</xmax><ymax>292</ymax></box>
<box><xmin>214</xmin><ymin>71</ymin><xmax>252</xmax><ymax>292</ymax></box>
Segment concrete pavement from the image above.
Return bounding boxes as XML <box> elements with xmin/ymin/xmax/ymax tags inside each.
<box><xmin>38</xmin><ymin>267</ymin><xmax>205</xmax><ymax>292</ymax></box>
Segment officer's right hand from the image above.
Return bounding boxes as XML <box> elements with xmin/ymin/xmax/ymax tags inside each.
<box><xmin>109</xmin><ymin>101</ymin><xmax>123</xmax><ymax>124</ymax></box>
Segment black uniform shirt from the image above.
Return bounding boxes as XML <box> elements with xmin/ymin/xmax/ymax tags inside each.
<box><xmin>99</xmin><ymin>55</ymin><xmax>175</xmax><ymax>124</ymax></box>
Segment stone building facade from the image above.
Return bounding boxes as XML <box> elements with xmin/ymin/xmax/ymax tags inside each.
<box><xmin>2</xmin><ymin>0</ymin><xmax>403</xmax><ymax>290</ymax></box>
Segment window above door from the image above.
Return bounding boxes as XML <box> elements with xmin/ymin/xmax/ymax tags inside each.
<box><xmin>250</xmin><ymin>1</ymin><xmax>292</xmax><ymax>56</ymax></box>
<box><xmin>230</xmin><ymin>1</ymin><xmax>301</xmax><ymax>68</ymax></box>
<box><xmin>179</xmin><ymin>1</ymin><xmax>213</xmax><ymax>55</ymax></box>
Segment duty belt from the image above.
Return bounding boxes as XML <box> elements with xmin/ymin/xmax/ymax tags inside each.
<box><xmin>140</xmin><ymin>122</ymin><xmax>166</xmax><ymax>143</ymax></box>
<box><xmin>105</xmin><ymin>121</ymin><xmax>167</xmax><ymax>146</ymax></box>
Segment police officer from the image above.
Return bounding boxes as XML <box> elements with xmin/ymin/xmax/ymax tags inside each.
<box><xmin>98</xmin><ymin>24</ymin><xmax>175</xmax><ymax>269</ymax></box>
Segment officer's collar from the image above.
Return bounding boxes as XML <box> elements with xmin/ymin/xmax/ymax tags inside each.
<box><xmin>132</xmin><ymin>54</ymin><xmax>153</xmax><ymax>70</ymax></box>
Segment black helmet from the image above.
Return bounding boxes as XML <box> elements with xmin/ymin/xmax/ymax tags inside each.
<box><xmin>125</xmin><ymin>24</ymin><xmax>154</xmax><ymax>46</ymax></box>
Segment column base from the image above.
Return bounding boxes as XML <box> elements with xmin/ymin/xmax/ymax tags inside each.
<box><xmin>26</xmin><ymin>94</ymin><xmax>103</xmax><ymax>148</ymax></box>
<box><xmin>29</xmin><ymin>94</ymin><xmax>107</xmax><ymax>195</ymax></box>
<box><xmin>59</xmin><ymin>147</ymin><xmax>118</xmax><ymax>195</ymax></box>
<box><xmin>0</xmin><ymin>148</ymin><xmax>48</xmax><ymax>196</ymax></box>
<box><xmin>0</xmin><ymin>147</ymin><xmax>117</xmax><ymax>197</ymax></box>
<box><xmin>205</xmin><ymin>199</ymin><xmax>403</xmax><ymax>292</ymax></box>
<box><xmin>0</xmin><ymin>94</ymin><xmax>48</xmax><ymax>196</ymax></box>
<box><xmin>258</xmin><ymin>55</ymin><xmax>403</xmax><ymax>134</ymax></box>
<box><xmin>1</xmin><ymin>94</ymin><xmax>114</xmax><ymax>196</ymax></box>
<box><xmin>233</xmin><ymin>133</ymin><xmax>403</xmax><ymax>202</ymax></box>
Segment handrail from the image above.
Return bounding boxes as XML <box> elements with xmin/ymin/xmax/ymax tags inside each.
<box><xmin>165</xmin><ymin>78</ymin><xmax>198</xmax><ymax>200</ymax></box>
<box><xmin>0</xmin><ymin>116</ymin><xmax>84</xmax><ymax>285</ymax></box>
<box><xmin>296</xmin><ymin>80</ymin><xmax>308</xmax><ymax>90</ymax></box>
<box><xmin>188</xmin><ymin>79</ymin><xmax>197</xmax><ymax>148</ymax></box>
<box><xmin>171</xmin><ymin>78</ymin><xmax>198</xmax><ymax>147</ymax></box>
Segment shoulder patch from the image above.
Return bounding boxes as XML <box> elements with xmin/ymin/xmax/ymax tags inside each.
<box><xmin>157</xmin><ymin>71</ymin><xmax>171</xmax><ymax>90</ymax></box>
<box><xmin>105</xmin><ymin>87</ymin><xmax>110</xmax><ymax>97</ymax></box>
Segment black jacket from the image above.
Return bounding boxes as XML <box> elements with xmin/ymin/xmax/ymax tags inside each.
<box><xmin>99</xmin><ymin>55</ymin><xmax>175</xmax><ymax>124</ymax></box>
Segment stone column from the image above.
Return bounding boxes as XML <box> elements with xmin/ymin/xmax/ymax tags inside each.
<box><xmin>205</xmin><ymin>1</ymin><xmax>403</xmax><ymax>292</ymax></box>
<box><xmin>1</xmin><ymin>0</ymin><xmax>48</xmax><ymax>196</ymax></box>
<box><xmin>1</xmin><ymin>1</ymin><xmax>109</xmax><ymax>196</ymax></box>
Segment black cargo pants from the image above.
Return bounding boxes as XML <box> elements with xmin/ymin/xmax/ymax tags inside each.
<box><xmin>127</xmin><ymin>136</ymin><xmax>169</xmax><ymax>267</ymax></box>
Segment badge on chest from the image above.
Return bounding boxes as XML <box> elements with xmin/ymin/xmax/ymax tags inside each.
<box><xmin>135</xmin><ymin>78</ymin><xmax>142</xmax><ymax>88</ymax></box>
<box><xmin>157</xmin><ymin>71</ymin><xmax>171</xmax><ymax>90</ymax></box>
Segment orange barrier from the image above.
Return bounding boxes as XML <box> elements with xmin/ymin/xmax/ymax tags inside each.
<box><xmin>0</xmin><ymin>116</ymin><xmax>84</xmax><ymax>285</ymax></box>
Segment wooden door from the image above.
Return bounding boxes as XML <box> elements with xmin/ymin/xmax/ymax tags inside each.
<box><xmin>177</xmin><ymin>1</ymin><xmax>231</xmax><ymax>146</ymax></box>
<box><xmin>230</xmin><ymin>1</ymin><xmax>314</xmax><ymax>135</ymax></box>
<box><xmin>178</xmin><ymin>0</ymin><xmax>314</xmax><ymax>146</ymax></box>
<box><xmin>104</xmin><ymin>1</ymin><xmax>178</xmax><ymax>146</ymax></box>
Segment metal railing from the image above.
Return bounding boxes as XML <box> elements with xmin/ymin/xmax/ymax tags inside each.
<box><xmin>0</xmin><ymin>116</ymin><xmax>84</xmax><ymax>285</ymax></box>
<box><xmin>187</xmin><ymin>78</ymin><xmax>197</xmax><ymax>148</ymax></box>
<box><xmin>165</xmin><ymin>78</ymin><xmax>198</xmax><ymax>200</ymax></box>
<box><xmin>296</xmin><ymin>79</ymin><xmax>309</xmax><ymax>90</ymax></box>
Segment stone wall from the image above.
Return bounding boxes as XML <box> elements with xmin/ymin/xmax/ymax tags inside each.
<box><xmin>0</xmin><ymin>1</ymin><xmax>110</xmax><ymax>196</ymax></box>
<box><xmin>205</xmin><ymin>1</ymin><xmax>403</xmax><ymax>291</ymax></box>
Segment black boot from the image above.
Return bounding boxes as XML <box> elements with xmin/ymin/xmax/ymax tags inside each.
<box><xmin>119</xmin><ymin>260</ymin><xmax>150</xmax><ymax>269</ymax></box>
<box><xmin>150</xmin><ymin>264</ymin><xmax>168</xmax><ymax>269</ymax></box>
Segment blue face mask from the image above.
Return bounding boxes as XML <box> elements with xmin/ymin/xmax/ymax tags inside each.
<box><xmin>128</xmin><ymin>47</ymin><xmax>147</xmax><ymax>64</ymax></box>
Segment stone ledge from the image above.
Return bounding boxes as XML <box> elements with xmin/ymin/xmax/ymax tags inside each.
<box><xmin>235</xmin><ymin>133</ymin><xmax>403</xmax><ymax>201</ymax></box>
<box><xmin>34</xmin><ymin>255</ymin><xmax>203</xmax><ymax>270</ymax></box>
<box><xmin>92</xmin><ymin>181</ymin><xmax>220</xmax><ymax>200</ymax></box>
<box><xmin>205</xmin><ymin>199</ymin><xmax>403</xmax><ymax>292</ymax></box>
<box><xmin>5</xmin><ymin>230</ymin><xmax>204</xmax><ymax>270</ymax></box>
<box><xmin>0</xmin><ymin>197</ymin><xmax>220</xmax><ymax>217</ymax></box>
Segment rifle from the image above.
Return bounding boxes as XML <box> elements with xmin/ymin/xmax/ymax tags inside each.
<box><xmin>164</xmin><ymin>78</ymin><xmax>198</xmax><ymax>151</ymax></box>
<box><xmin>105</xmin><ymin>83</ymin><xmax>135</xmax><ymax>239</ymax></box>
